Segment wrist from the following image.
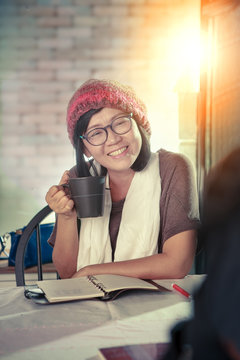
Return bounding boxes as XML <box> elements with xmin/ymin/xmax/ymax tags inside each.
<box><xmin>58</xmin><ymin>212</ymin><xmax>77</xmax><ymax>222</ymax></box>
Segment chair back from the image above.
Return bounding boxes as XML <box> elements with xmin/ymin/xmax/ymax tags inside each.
<box><xmin>15</xmin><ymin>205</ymin><xmax>55</xmax><ymax>286</ymax></box>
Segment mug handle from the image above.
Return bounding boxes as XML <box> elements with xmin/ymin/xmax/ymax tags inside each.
<box><xmin>61</xmin><ymin>183</ymin><xmax>71</xmax><ymax>197</ymax></box>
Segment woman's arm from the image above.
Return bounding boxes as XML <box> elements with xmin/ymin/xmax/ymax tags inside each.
<box><xmin>52</xmin><ymin>214</ymin><xmax>79</xmax><ymax>279</ymax></box>
<box><xmin>46</xmin><ymin>171</ymin><xmax>79</xmax><ymax>278</ymax></box>
<box><xmin>72</xmin><ymin>229</ymin><xmax>197</xmax><ymax>279</ymax></box>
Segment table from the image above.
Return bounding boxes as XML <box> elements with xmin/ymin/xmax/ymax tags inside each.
<box><xmin>0</xmin><ymin>275</ymin><xmax>205</xmax><ymax>360</ymax></box>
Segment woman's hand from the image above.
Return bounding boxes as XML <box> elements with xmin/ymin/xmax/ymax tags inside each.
<box><xmin>45</xmin><ymin>170</ymin><xmax>75</xmax><ymax>217</ymax></box>
<box><xmin>71</xmin><ymin>267</ymin><xmax>90</xmax><ymax>278</ymax></box>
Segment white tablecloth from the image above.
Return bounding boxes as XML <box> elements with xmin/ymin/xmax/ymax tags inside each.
<box><xmin>0</xmin><ymin>275</ymin><xmax>205</xmax><ymax>360</ymax></box>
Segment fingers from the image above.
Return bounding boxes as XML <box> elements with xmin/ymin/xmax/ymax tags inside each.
<box><xmin>46</xmin><ymin>185</ymin><xmax>60</xmax><ymax>198</ymax></box>
<box><xmin>46</xmin><ymin>187</ymin><xmax>75</xmax><ymax>215</ymax></box>
<box><xmin>45</xmin><ymin>170</ymin><xmax>75</xmax><ymax>216</ymax></box>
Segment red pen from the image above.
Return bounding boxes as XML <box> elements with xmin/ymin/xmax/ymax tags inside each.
<box><xmin>172</xmin><ymin>283</ymin><xmax>192</xmax><ymax>300</ymax></box>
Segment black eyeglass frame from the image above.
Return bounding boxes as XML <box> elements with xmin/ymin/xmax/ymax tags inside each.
<box><xmin>79</xmin><ymin>113</ymin><xmax>133</xmax><ymax>146</ymax></box>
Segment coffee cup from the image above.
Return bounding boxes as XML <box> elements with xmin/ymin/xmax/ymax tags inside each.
<box><xmin>64</xmin><ymin>176</ymin><xmax>105</xmax><ymax>218</ymax></box>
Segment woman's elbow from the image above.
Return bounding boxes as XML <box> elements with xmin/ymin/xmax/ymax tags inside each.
<box><xmin>52</xmin><ymin>251</ymin><xmax>76</xmax><ymax>279</ymax></box>
<box><xmin>174</xmin><ymin>258</ymin><xmax>195</xmax><ymax>278</ymax></box>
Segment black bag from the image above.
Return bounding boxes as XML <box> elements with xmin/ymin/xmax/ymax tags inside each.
<box><xmin>8</xmin><ymin>223</ymin><xmax>54</xmax><ymax>268</ymax></box>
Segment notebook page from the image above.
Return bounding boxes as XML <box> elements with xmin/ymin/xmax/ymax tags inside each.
<box><xmin>90</xmin><ymin>274</ymin><xmax>159</xmax><ymax>293</ymax></box>
<box><xmin>37</xmin><ymin>277</ymin><xmax>103</xmax><ymax>303</ymax></box>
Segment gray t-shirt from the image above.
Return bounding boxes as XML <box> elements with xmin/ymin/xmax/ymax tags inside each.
<box><xmin>48</xmin><ymin>149</ymin><xmax>200</xmax><ymax>260</ymax></box>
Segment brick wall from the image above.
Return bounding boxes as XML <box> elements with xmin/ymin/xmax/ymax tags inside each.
<box><xmin>0</xmin><ymin>0</ymin><xmax>200</xmax><ymax>232</ymax></box>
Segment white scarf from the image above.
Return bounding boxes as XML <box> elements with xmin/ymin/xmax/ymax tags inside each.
<box><xmin>77</xmin><ymin>152</ymin><xmax>161</xmax><ymax>270</ymax></box>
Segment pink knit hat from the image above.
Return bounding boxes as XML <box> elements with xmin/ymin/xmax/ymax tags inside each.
<box><xmin>66</xmin><ymin>79</ymin><xmax>150</xmax><ymax>145</ymax></box>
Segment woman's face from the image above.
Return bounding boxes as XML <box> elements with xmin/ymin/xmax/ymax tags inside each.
<box><xmin>82</xmin><ymin>107</ymin><xmax>142</xmax><ymax>175</ymax></box>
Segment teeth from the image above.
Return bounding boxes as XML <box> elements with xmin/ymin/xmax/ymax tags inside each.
<box><xmin>109</xmin><ymin>147</ymin><xmax>127</xmax><ymax>156</ymax></box>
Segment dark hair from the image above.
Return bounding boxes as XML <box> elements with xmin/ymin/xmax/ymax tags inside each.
<box><xmin>73</xmin><ymin>110</ymin><xmax>151</xmax><ymax>177</ymax></box>
<box><xmin>131</xmin><ymin>125</ymin><xmax>151</xmax><ymax>172</ymax></box>
<box><xmin>73</xmin><ymin>109</ymin><xmax>103</xmax><ymax>177</ymax></box>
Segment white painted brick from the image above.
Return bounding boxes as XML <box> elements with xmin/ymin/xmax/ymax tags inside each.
<box><xmin>19</xmin><ymin>177</ymin><xmax>49</xmax><ymax>190</ymax></box>
<box><xmin>37</xmin><ymin>60</ymin><xmax>73</xmax><ymax>70</ymax></box>
<box><xmin>37</xmin><ymin>16</ymin><xmax>72</xmax><ymax>27</ymax></box>
<box><xmin>111</xmin><ymin>37</ymin><xmax>132</xmax><ymax>48</ymax></box>
<box><xmin>1</xmin><ymin>156</ymin><xmax>19</xmax><ymax>168</ymax></box>
<box><xmin>93</xmin><ymin>5</ymin><xmax>128</xmax><ymax>16</ymax></box>
<box><xmin>37</xmin><ymin>102</ymin><xmax>66</xmax><ymax>113</ymax></box>
<box><xmin>27</xmin><ymin>81</ymin><xmax>73</xmax><ymax>92</ymax></box>
<box><xmin>2</xmin><ymin>124</ymin><xmax>37</xmax><ymax>137</ymax></box>
<box><xmin>1</xmin><ymin>78</ymin><xmax>44</xmax><ymax>92</ymax></box>
<box><xmin>1</xmin><ymin>136</ymin><xmax>20</xmax><ymax>146</ymax></box>
<box><xmin>2</xmin><ymin>102</ymin><xmax>37</xmax><ymax>113</ymax></box>
<box><xmin>25</xmin><ymin>28</ymin><xmax>57</xmax><ymax>38</ymax></box>
<box><xmin>57</xmin><ymin>90</ymin><xmax>76</xmax><ymax>102</ymax></box>
<box><xmin>0</xmin><ymin>15</ymin><xmax>32</xmax><ymax>27</ymax></box>
<box><xmin>6</xmin><ymin>165</ymin><xmax>39</xmax><ymax>179</ymax></box>
<box><xmin>22</xmin><ymin>156</ymin><xmax>54</xmax><ymax>167</ymax></box>
<box><xmin>0</xmin><ymin>37</ymin><xmax>37</xmax><ymax>48</ymax></box>
<box><xmin>37</xmin><ymin>38</ymin><xmax>73</xmax><ymax>49</ymax></box>
<box><xmin>19</xmin><ymin>6</ymin><xmax>56</xmax><ymax>16</ymax></box>
<box><xmin>0</xmin><ymin>5</ymin><xmax>17</xmax><ymax>16</ymax></box>
<box><xmin>0</xmin><ymin>71</ymin><xmax>18</xmax><ymax>81</ymax></box>
<box><xmin>2</xmin><ymin>145</ymin><xmax>37</xmax><ymax>156</ymax></box>
<box><xmin>74</xmin><ymin>37</ymin><xmax>111</xmax><ymax>49</ymax></box>
<box><xmin>16</xmin><ymin>70</ymin><xmax>55</xmax><ymax>81</ymax></box>
<box><xmin>37</xmin><ymin>124</ymin><xmax>66</xmax><ymax>135</ymax></box>
<box><xmin>92</xmin><ymin>70</ymin><xmax>124</xmax><ymax>80</ymax></box>
<box><xmin>57</xmin><ymin>27</ymin><xmax>92</xmax><ymax>38</ymax></box>
<box><xmin>74</xmin><ymin>16</ymin><xmax>109</xmax><ymax>27</ymax></box>
<box><xmin>54</xmin><ymin>155</ymin><xmax>75</xmax><ymax>167</ymax></box>
<box><xmin>1</xmin><ymin>114</ymin><xmax>21</xmax><ymax>124</ymax></box>
<box><xmin>56</xmin><ymin>69</ymin><xmax>91</xmax><ymax>81</ymax></box>
<box><xmin>37</xmin><ymin>164</ymin><xmax>66</xmax><ymax>176</ymax></box>
<box><xmin>112</xmin><ymin>59</ymin><xmax>147</xmax><ymax>69</ymax></box>
<box><xmin>37</xmin><ymin>144</ymin><xmax>69</xmax><ymax>156</ymax></box>
<box><xmin>0</xmin><ymin>92</ymin><xmax>19</xmax><ymax>102</ymax></box>
<box><xmin>18</xmin><ymin>91</ymin><xmax>58</xmax><ymax>103</ymax></box>
<box><xmin>110</xmin><ymin>16</ymin><xmax>145</xmax><ymax>27</ymax></box>
<box><xmin>0</xmin><ymin>49</ymin><xmax>52</xmax><ymax>63</ymax></box>
<box><xmin>74</xmin><ymin>0</ymin><xmax>109</xmax><ymax>5</ymax></box>
<box><xmin>84</xmin><ymin>48</ymin><xmax>125</xmax><ymax>59</ymax></box>
<box><xmin>57</xmin><ymin>6</ymin><xmax>77</xmax><ymax>16</ymax></box>
<box><xmin>22</xmin><ymin>113</ymin><xmax>57</xmax><ymax>124</ymax></box>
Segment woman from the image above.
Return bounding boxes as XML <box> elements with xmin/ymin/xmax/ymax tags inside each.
<box><xmin>46</xmin><ymin>79</ymin><xmax>199</xmax><ymax>279</ymax></box>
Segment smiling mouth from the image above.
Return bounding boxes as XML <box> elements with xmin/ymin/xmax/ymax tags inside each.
<box><xmin>108</xmin><ymin>146</ymin><xmax>128</xmax><ymax>157</ymax></box>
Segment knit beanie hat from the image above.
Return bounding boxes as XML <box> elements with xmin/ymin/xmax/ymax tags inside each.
<box><xmin>66</xmin><ymin>79</ymin><xmax>151</xmax><ymax>146</ymax></box>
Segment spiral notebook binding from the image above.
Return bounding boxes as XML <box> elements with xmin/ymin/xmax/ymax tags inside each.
<box><xmin>88</xmin><ymin>275</ymin><xmax>111</xmax><ymax>299</ymax></box>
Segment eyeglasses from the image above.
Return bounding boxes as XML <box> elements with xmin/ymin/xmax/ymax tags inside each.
<box><xmin>80</xmin><ymin>113</ymin><xmax>133</xmax><ymax>146</ymax></box>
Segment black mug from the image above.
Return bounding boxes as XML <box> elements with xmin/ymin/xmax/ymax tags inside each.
<box><xmin>64</xmin><ymin>176</ymin><xmax>105</xmax><ymax>218</ymax></box>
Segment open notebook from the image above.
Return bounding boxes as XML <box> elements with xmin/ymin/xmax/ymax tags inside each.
<box><xmin>24</xmin><ymin>274</ymin><xmax>170</xmax><ymax>304</ymax></box>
